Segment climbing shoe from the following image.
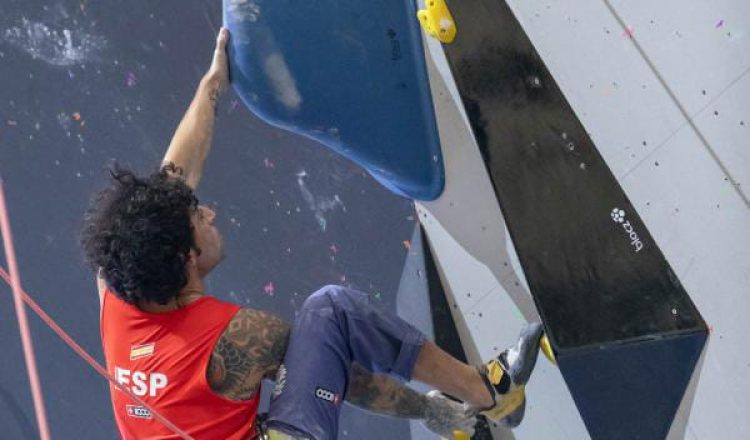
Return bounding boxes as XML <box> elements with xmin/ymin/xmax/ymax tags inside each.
<box><xmin>478</xmin><ymin>322</ymin><xmax>544</xmax><ymax>427</ymax></box>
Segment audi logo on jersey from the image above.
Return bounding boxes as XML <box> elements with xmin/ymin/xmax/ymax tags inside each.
<box><xmin>126</xmin><ymin>405</ymin><xmax>153</xmax><ymax>419</ymax></box>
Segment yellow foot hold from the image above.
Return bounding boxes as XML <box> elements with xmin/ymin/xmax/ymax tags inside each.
<box><xmin>417</xmin><ymin>0</ymin><xmax>457</xmax><ymax>43</ymax></box>
<box><xmin>540</xmin><ymin>334</ymin><xmax>557</xmax><ymax>365</ymax></box>
<box><xmin>452</xmin><ymin>430</ymin><xmax>471</xmax><ymax>440</ymax></box>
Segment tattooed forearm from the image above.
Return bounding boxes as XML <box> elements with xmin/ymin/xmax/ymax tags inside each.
<box><xmin>207</xmin><ymin>308</ymin><xmax>291</xmax><ymax>400</ymax></box>
<box><xmin>346</xmin><ymin>363</ymin><xmax>428</xmax><ymax>419</ymax></box>
<box><xmin>208</xmin><ymin>86</ymin><xmax>220</xmax><ymax>111</ymax></box>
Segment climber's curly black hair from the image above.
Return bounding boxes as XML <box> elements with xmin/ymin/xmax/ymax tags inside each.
<box><xmin>80</xmin><ymin>163</ymin><xmax>199</xmax><ymax>305</ymax></box>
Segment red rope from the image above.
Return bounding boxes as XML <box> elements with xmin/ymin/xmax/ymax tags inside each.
<box><xmin>0</xmin><ymin>182</ymin><xmax>193</xmax><ymax>440</ymax></box>
<box><xmin>0</xmin><ymin>180</ymin><xmax>51</xmax><ymax>440</ymax></box>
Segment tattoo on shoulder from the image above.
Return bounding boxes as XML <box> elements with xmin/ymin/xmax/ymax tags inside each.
<box><xmin>207</xmin><ymin>308</ymin><xmax>290</xmax><ymax>400</ymax></box>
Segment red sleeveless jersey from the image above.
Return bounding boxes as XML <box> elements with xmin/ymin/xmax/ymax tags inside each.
<box><xmin>100</xmin><ymin>288</ymin><xmax>260</xmax><ymax>439</ymax></box>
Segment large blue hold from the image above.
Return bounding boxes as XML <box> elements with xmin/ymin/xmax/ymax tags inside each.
<box><xmin>223</xmin><ymin>0</ymin><xmax>444</xmax><ymax>200</ymax></box>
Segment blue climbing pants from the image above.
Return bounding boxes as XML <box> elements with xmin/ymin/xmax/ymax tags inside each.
<box><xmin>266</xmin><ymin>285</ymin><xmax>427</xmax><ymax>440</ymax></box>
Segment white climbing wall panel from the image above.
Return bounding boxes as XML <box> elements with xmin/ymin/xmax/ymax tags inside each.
<box><xmin>417</xmin><ymin>0</ymin><xmax>750</xmax><ymax>438</ymax></box>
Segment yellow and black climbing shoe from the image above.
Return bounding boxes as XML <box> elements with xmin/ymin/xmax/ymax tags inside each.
<box><xmin>478</xmin><ymin>322</ymin><xmax>544</xmax><ymax>427</ymax></box>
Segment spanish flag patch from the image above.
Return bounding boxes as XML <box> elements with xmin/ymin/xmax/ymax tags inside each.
<box><xmin>130</xmin><ymin>342</ymin><xmax>155</xmax><ymax>360</ymax></box>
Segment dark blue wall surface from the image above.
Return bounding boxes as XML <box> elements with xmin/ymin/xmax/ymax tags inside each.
<box><xmin>0</xmin><ymin>1</ymin><xmax>415</xmax><ymax>438</ymax></box>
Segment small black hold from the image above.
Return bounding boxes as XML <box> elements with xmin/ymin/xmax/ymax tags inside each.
<box><xmin>740</xmin><ymin>121</ymin><xmax>745</xmax><ymax>126</ymax></box>
<box><xmin>478</xmin><ymin>313</ymin><xmax>483</xmax><ymax>318</ymax></box>
<box><xmin>714</xmin><ymin>110</ymin><xmax>719</xmax><ymax>116</ymax></box>
<box><xmin>701</xmin><ymin>90</ymin><xmax>707</xmax><ymax>95</ymax></box>
<box><xmin>642</xmin><ymin>140</ymin><xmax>648</xmax><ymax>146</ymax></box>
<box><xmin>655</xmin><ymin>161</ymin><xmax>660</xmax><ymax>166</ymax></box>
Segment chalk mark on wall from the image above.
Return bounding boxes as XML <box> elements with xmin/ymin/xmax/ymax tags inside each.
<box><xmin>2</xmin><ymin>16</ymin><xmax>106</xmax><ymax>67</ymax></box>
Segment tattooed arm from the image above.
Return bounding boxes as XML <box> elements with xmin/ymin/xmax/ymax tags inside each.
<box><xmin>162</xmin><ymin>28</ymin><xmax>229</xmax><ymax>190</ymax></box>
<box><xmin>346</xmin><ymin>363</ymin><xmax>428</xmax><ymax>418</ymax></box>
<box><xmin>346</xmin><ymin>363</ymin><xmax>478</xmax><ymax>437</ymax></box>
<box><xmin>207</xmin><ymin>308</ymin><xmax>290</xmax><ymax>400</ymax></box>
